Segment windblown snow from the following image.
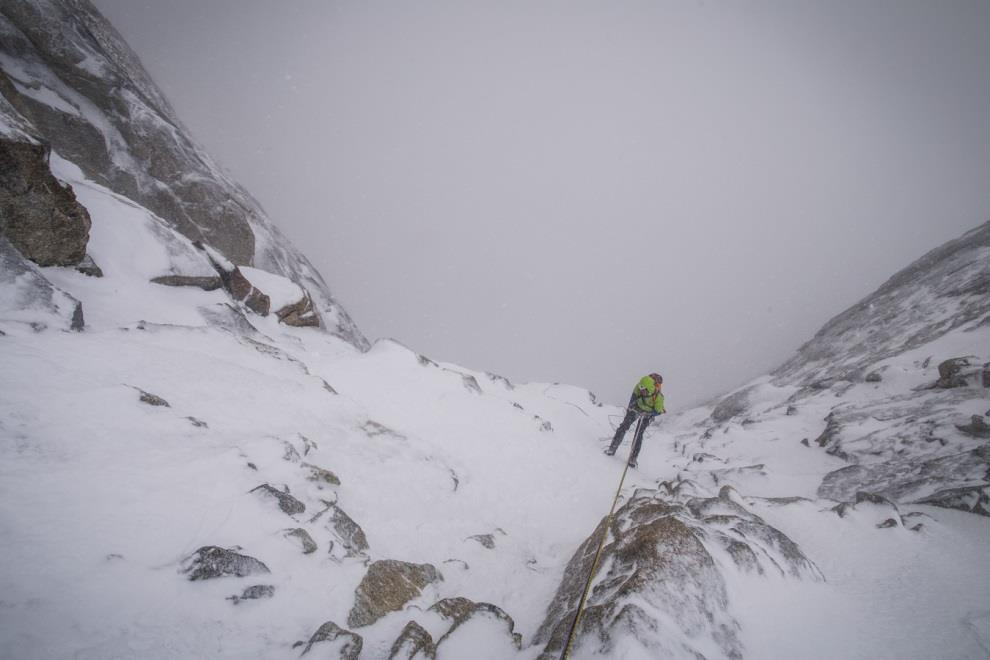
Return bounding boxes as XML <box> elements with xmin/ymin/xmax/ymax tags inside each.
<box><xmin>1</xmin><ymin>157</ymin><xmax>989</xmax><ymax>659</ymax></box>
<box><xmin>1</xmin><ymin>0</ymin><xmax>988</xmax><ymax>656</ymax></box>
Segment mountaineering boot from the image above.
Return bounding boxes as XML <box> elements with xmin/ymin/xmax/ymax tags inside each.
<box><xmin>603</xmin><ymin>447</ymin><xmax>616</xmax><ymax>456</ymax></box>
<box><xmin>628</xmin><ymin>459</ymin><xmax>638</xmax><ymax>469</ymax></box>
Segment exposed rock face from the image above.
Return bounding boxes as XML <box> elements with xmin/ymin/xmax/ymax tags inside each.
<box><xmin>816</xmin><ymin>391</ymin><xmax>990</xmax><ymax>508</ymax></box>
<box><xmin>388</xmin><ymin>621</ymin><xmax>436</xmax><ymax>660</ymax></box>
<box><xmin>198</xmin><ymin>243</ymin><xmax>271</xmax><ymax>316</ymax></box>
<box><xmin>222</xmin><ymin>267</ymin><xmax>270</xmax><ymax>316</ymax></box>
<box><xmin>276</xmin><ymin>292</ymin><xmax>321</xmax><ymax>328</ymax></box>
<box><xmin>250</xmin><ymin>484</ymin><xmax>305</xmax><ymax>516</ymax></box>
<box><xmin>300</xmin><ymin>620</ymin><xmax>362</xmax><ymax>659</ymax></box>
<box><xmin>0</xmin><ymin>2</ymin><xmax>253</xmax><ymax>262</ymax></box>
<box><xmin>0</xmin><ymin>138</ymin><xmax>91</xmax><ymax>266</ymax></box>
<box><xmin>180</xmin><ymin>546</ymin><xmax>270</xmax><ymax>581</ymax></box>
<box><xmin>0</xmin><ymin>235</ymin><xmax>83</xmax><ymax>332</ymax></box>
<box><xmin>347</xmin><ymin>560</ymin><xmax>442</xmax><ymax>628</ymax></box>
<box><xmin>915</xmin><ymin>484</ymin><xmax>989</xmax><ymax>516</ymax></box>
<box><xmin>0</xmin><ymin>0</ymin><xmax>368</xmax><ymax>349</ymax></box>
<box><xmin>774</xmin><ymin>220</ymin><xmax>990</xmax><ymax>388</ymax></box>
<box><xmin>536</xmin><ymin>498</ymin><xmax>740</xmax><ymax>659</ymax></box>
<box><xmin>734</xmin><ymin>221</ymin><xmax>990</xmax><ymax>521</ymax></box>
<box><xmin>535</xmin><ymin>486</ymin><xmax>820</xmax><ymax>659</ymax></box>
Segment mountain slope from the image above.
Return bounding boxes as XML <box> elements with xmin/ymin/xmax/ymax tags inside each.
<box><xmin>774</xmin><ymin>220</ymin><xmax>990</xmax><ymax>387</ymax></box>
<box><xmin>0</xmin><ymin>0</ymin><xmax>366</xmax><ymax>348</ymax></box>
<box><xmin>535</xmin><ymin>221</ymin><xmax>990</xmax><ymax>658</ymax></box>
<box><xmin>1</xmin><ymin>158</ymin><xmax>987</xmax><ymax>658</ymax></box>
<box><xmin>1</xmin><ymin>3</ymin><xmax>988</xmax><ymax>659</ymax></box>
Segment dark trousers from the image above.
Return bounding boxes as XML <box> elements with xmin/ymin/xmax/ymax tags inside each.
<box><xmin>608</xmin><ymin>408</ymin><xmax>652</xmax><ymax>462</ymax></box>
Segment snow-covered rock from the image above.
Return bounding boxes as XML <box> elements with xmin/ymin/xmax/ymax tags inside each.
<box><xmin>0</xmin><ymin>0</ymin><xmax>366</xmax><ymax>348</ymax></box>
<box><xmin>773</xmin><ymin>220</ymin><xmax>990</xmax><ymax>388</ymax></box>
<box><xmin>387</xmin><ymin>620</ymin><xmax>436</xmax><ymax>659</ymax></box>
<box><xmin>180</xmin><ymin>546</ymin><xmax>271</xmax><ymax>581</ymax></box>
<box><xmin>534</xmin><ymin>484</ymin><xmax>820</xmax><ymax>659</ymax></box>
<box><xmin>300</xmin><ymin>620</ymin><xmax>363</xmax><ymax>659</ymax></box>
<box><xmin>283</xmin><ymin>528</ymin><xmax>318</xmax><ymax>555</ymax></box>
<box><xmin>0</xmin><ymin>233</ymin><xmax>83</xmax><ymax>332</ymax></box>
<box><xmin>250</xmin><ymin>483</ymin><xmax>306</xmax><ymax>517</ymax></box>
<box><xmin>1</xmin><ymin>4</ymin><xmax>988</xmax><ymax>659</ymax></box>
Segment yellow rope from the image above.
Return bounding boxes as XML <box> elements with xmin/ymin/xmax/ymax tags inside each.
<box><xmin>559</xmin><ymin>415</ymin><xmax>646</xmax><ymax>660</ymax></box>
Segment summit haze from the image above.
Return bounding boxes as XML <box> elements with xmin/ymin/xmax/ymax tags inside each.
<box><xmin>93</xmin><ymin>0</ymin><xmax>990</xmax><ymax>406</ymax></box>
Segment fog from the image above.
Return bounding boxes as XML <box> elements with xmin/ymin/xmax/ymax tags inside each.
<box><xmin>94</xmin><ymin>0</ymin><xmax>990</xmax><ymax>407</ymax></box>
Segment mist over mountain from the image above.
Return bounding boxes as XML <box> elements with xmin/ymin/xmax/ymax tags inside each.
<box><xmin>1</xmin><ymin>2</ymin><xmax>988</xmax><ymax>659</ymax></box>
<box><xmin>90</xmin><ymin>0</ymin><xmax>990</xmax><ymax>407</ymax></box>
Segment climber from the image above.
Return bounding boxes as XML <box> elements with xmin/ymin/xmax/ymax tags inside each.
<box><xmin>604</xmin><ymin>373</ymin><xmax>666</xmax><ymax>468</ymax></box>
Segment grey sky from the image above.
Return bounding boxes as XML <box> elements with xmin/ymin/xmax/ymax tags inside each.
<box><xmin>93</xmin><ymin>0</ymin><xmax>990</xmax><ymax>407</ymax></box>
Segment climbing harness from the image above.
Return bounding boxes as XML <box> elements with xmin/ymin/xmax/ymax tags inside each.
<box><xmin>559</xmin><ymin>414</ymin><xmax>651</xmax><ymax>660</ymax></box>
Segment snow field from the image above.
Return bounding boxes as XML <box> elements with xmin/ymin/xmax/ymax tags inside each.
<box><xmin>2</xmin><ymin>161</ymin><xmax>988</xmax><ymax>658</ymax></box>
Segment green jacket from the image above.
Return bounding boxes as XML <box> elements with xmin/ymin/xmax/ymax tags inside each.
<box><xmin>631</xmin><ymin>375</ymin><xmax>665</xmax><ymax>414</ymax></box>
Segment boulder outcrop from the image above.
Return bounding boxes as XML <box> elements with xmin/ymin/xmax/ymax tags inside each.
<box><xmin>250</xmin><ymin>484</ymin><xmax>305</xmax><ymax>516</ymax></box>
<box><xmin>309</xmin><ymin>501</ymin><xmax>369</xmax><ymax>558</ymax></box>
<box><xmin>347</xmin><ymin>560</ymin><xmax>442</xmax><ymax>628</ymax></box>
<box><xmin>0</xmin><ymin>138</ymin><xmax>91</xmax><ymax>266</ymax></box>
<box><xmin>276</xmin><ymin>291</ymin><xmax>321</xmax><ymax>328</ymax></box>
<box><xmin>180</xmin><ymin>546</ymin><xmax>270</xmax><ymax>581</ymax></box>
<box><xmin>197</xmin><ymin>243</ymin><xmax>271</xmax><ymax>316</ymax></box>
<box><xmin>300</xmin><ymin>620</ymin><xmax>362</xmax><ymax>659</ymax></box>
<box><xmin>535</xmin><ymin>485</ymin><xmax>820</xmax><ymax>659</ymax></box>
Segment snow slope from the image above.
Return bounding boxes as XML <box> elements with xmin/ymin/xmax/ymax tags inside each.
<box><xmin>0</xmin><ymin>0</ymin><xmax>366</xmax><ymax>348</ymax></box>
<box><xmin>1</xmin><ymin>1</ymin><xmax>987</xmax><ymax>655</ymax></box>
<box><xmin>2</xmin><ymin>155</ymin><xmax>989</xmax><ymax>659</ymax></box>
<box><xmin>0</xmin><ymin>160</ymin><xmax>637</xmax><ymax>658</ymax></box>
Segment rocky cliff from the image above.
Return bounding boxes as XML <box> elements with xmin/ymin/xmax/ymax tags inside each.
<box><xmin>539</xmin><ymin>221</ymin><xmax>989</xmax><ymax>657</ymax></box>
<box><xmin>0</xmin><ymin>0</ymin><xmax>366</xmax><ymax>347</ymax></box>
